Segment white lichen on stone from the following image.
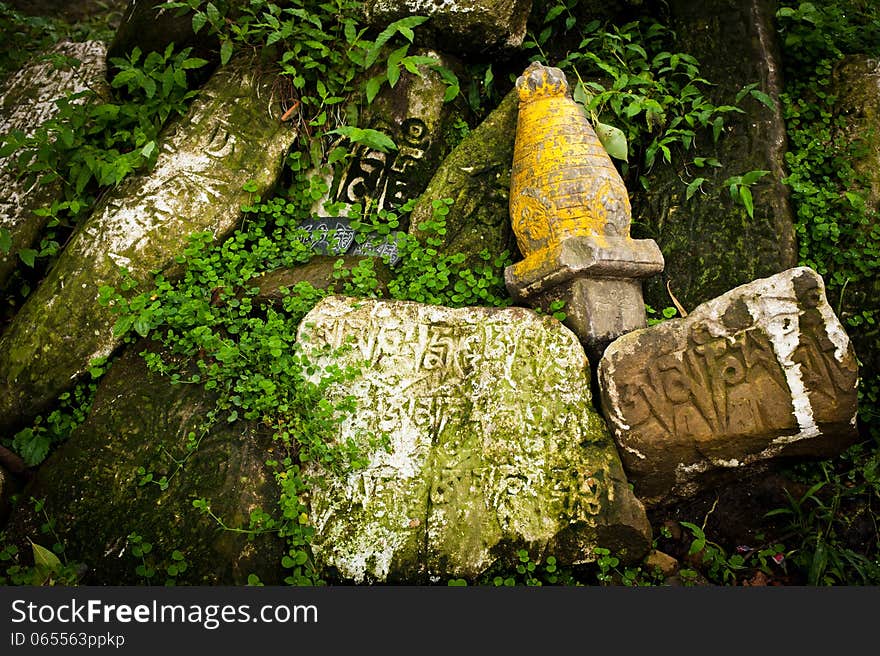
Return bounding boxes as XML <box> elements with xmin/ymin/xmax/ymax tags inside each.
<box><xmin>0</xmin><ymin>53</ymin><xmax>298</xmax><ymax>431</ymax></box>
<box><xmin>373</xmin><ymin>0</ymin><xmax>474</xmax><ymax>15</ymax></box>
<box><xmin>298</xmin><ymin>296</ymin><xmax>649</xmax><ymax>582</ymax></box>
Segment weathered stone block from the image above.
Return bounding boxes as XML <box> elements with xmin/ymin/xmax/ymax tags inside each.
<box><xmin>0</xmin><ymin>40</ymin><xmax>109</xmax><ymax>288</ymax></box>
<box><xmin>833</xmin><ymin>55</ymin><xmax>880</xmax><ymax>208</ymax></box>
<box><xmin>249</xmin><ymin>255</ymin><xmax>393</xmax><ymax>306</ymax></box>
<box><xmin>363</xmin><ymin>0</ymin><xmax>533</xmax><ymax>55</ymax></box>
<box><xmin>4</xmin><ymin>343</ymin><xmax>285</xmax><ymax>584</ymax></box>
<box><xmin>0</xmin><ymin>53</ymin><xmax>297</xmax><ymax>433</ymax></box>
<box><xmin>633</xmin><ymin>0</ymin><xmax>797</xmax><ymax>311</ymax></box>
<box><xmin>297</xmin><ymin>296</ymin><xmax>651</xmax><ymax>583</ymax></box>
<box><xmin>408</xmin><ymin>89</ymin><xmax>520</xmax><ymax>269</ymax></box>
<box><xmin>830</xmin><ymin>54</ymin><xmax>880</xmax><ymax>406</ymax></box>
<box><xmin>598</xmin><ymin>267</ymin><xmax>860</xmax><ymax>506</ymax></box>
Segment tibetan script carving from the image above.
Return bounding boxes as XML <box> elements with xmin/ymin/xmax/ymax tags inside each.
<box><xmin>599</xmin><ymin>267</ymin><xmax>860</xmax><ymax>505</ymax></box>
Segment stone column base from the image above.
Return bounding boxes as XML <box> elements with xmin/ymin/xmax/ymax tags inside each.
<box><xmin>504</xmin><ymin>234</ymin><xmax>664</xmax><ymax>361</ymax></box>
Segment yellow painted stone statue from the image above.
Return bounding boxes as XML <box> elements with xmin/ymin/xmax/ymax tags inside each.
<box><xmin>510</xmin><ymin>62</ymin><xmax>632</xmax><ymax>258</ymax></box>
<box><xmin>504</xmin><ymin>62</ymin><xmax>665</xmax><ymax>361</ymax></box>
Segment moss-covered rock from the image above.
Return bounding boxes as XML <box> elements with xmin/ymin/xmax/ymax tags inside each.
<box><xmin>632</xmin><ymin>0</ymin><xmax>797</xmax><ymax>312</ymax></box>
<box><xmin>4</xmin><ymin>343</ymin><xmax>285</xmax><ymax>584</ymax></box>
<box><xmin>0</xmin><ymin>52</ymin><xmax>297</xmax><ymax>434</ymax></box>
<box><xmin>311</xmin><ymin>49</ymin><xmax>460</xmax><ymax>226</ymax></box>
<box><xmin>297</xmin><ymin>296</ymin><xmax>651</xmax><ymax>583</ymax></box>
<box><xmin>250</xmin><ymin>255</ymin><xmax>393</xmax><ymax>306</ymax></box>
<box><xmin>363</xmin><ymin>0</ymin><xmax>533</xmax><ymax>55</ymax></box>
<box><xmin>107</xmin><ymin>0</ymin><xmax>222</xmax><ymax>79</ymax></box>
<box><xmin>0</xmin><ymin>40</ymin><xmax>109</xmax><ymax>289</ymax></box>
<box><xmin>829</xmin><ymin>54</ymin><xmax>880</xmax><ymax>414</ymax></box>
<box><xmin>833</xmin><ymin>55</ymin><xmax>880</xmax><ymax>208</ymax></box>
<box><xmin>408</xmin><ymin>89</ymin><xmax>521</xmax><ymax>269</ymax></box>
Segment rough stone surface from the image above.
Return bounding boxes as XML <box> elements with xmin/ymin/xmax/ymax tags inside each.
<box><xmin>107</xmin><ymin>0</ymin><xmax>223</xmax><ymax>75</ymax></box>
<box><xmin>598</xmin><ymin>267</ymin><xmax>860</xmax><ymax>506</ymax></box>
<box><xmin>363</xmin><ymin>0</ymin><xmax>533</xmax><ymax>55</ymax></box>
<box><xmin>408</xmin><ymin>89</ymin><xmax>520</xmax><ymax>268</ymax></box>
<box><xmin>3</xmin><ymin>343</ymin><xmax>285</xmax><ymax>584</ymax></box>
<box><xmin>0</xmin><ymin>53</ymin><xmax>297</xmax><ymax>434</ymax></box>
<box><xmin>633</xmin><ymin>0</ymin><xmax>797</xmax><ymax>312</ymax></box>
<box><xmin>296</xmin><ymin>296</ymin><xmax>652</xmax><ymax>583</ymax></box>
<box><xmin>833</xmin><ymin>55</ymin><xmax>880</xmax><ymax>208</ymax></box>
<box><xmin>0</xmin><ymin>40</ymin><xmax>109</xmax><ymax>288</ymax></box>
<box><xmin>830</xmin><ymin>54</ymin><xmax>880</xmax><ymax>406</ymax></box>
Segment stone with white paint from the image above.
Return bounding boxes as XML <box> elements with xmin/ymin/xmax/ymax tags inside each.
<box><xmin>598</xmin><ymin>266</ymin><xmax>860</xmax><ymax>506</ymax></box>
<box><xmin>363</xmin><ymin>0</ymin><xmax>533</xmax><ymax>55</ymax></box>
<box><xmin>297</xmin><ymin>295</ymin><xmax>652</xmax><ymax>583</ymax></box>
<box><xmin>0</xmin><ymin>40</ymin><xmax>109</xmax><ymax>288</ymax></box>
<box><xmin>0</xmin><ymin>52</ymin><xmax>297</xmax><ymax>433</ymax></box>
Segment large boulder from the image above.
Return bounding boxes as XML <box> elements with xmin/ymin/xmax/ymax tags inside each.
<box><xmin>0</xmin><ymin>52</ymin><xmax>297</xmax><ymax>434</ymax></box>
<box><xmin>0</xmin><ymin>40</ymin><xmax>109</xmax><ymax>289</ymax></box>
<box><xmin>363</xmin><ymin>0</ymin><xmax>533</xmax><ymax>56</ymax></box>
<box><xmin>296</xmin><ymin>296</ymin><xmax>652</xmax><ymax>583</ymax></box>
<box><xmin>632</xmin><ymin>0</ymin><xmax>797</xmax><ymax>311</ymax></box>
<box><xmin>830</xmin><ymin>55</ymin><xmax>880</xmax><ymax>394</ymax></box>
<box><xmin>598</xmin><ymin>267</ymin><xmax>860</xmax><ymax>506</ymax></box>
<box><xmin>833</xmin><ymin>55</ymin><xmax>880</xmax><ymax>208</ymax></box>
<box><xmin>408</xmin><ymin>89</ymin><xmax>521</xmax><ymax>268</ymax></box>
<box><xmin>4</xmin><ymin>343</ymin><xmax>285</xmax><ymax>585</ymax></box>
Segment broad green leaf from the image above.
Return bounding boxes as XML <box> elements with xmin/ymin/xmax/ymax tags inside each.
<box><xmin>181</xmin><ymin>57</ymin><xmax>209</xmax><ymax>70</ymax></box>
<box><xmin>387</xmin><ymin>45</ymin><xmax>408</xmax><ymax>87</ymax></box>
<box><xmin>31</xmin><ymin>540</ymin><xmax>62</xmax><ymax>571</ymax></box>
<box><xmin>327</xmin><ymin>126</ymin><xmax>397</xmax><ymax>153</ymax></box>
<box><xmin>544</xmin><ymin>5</ymin><xmax>565</xmax><ymax>22</ymax></box>
<box><xmin>220</xmin><ymin>40</ymin><xmax>233</xmax><ymax>66</ymax></box>
<box><xmin>14</xmin><ymin>430</ymin><xmax>51</xmax><ymax>467</ymax></box>
<box><xmin>0</xmin><ymin>228</ymin><xmax>11</xmax><ymax>254</ymax></box>
<box><xmin>365</xmin><ymin>74</ymin><xmax>384</xmax><ymax>104</ymax></box>
<box><xmin>749</xmin><ymin>89</ymin><xmax>775</xmax><ymax>110</ymax></box>
<box><xmin>364</xmin><ymin>15</ymin><xmax>429</xmax><ymax>68</ymax></box>
<box><xmin>740</xmin><ymin>185</ymin><xmax>754</xmax><ymax>218</ymax></box>
<box><xmin>205</xmin><ymin>2</ymin><xmax>220</xmax><ymax>25</ymax></box>
<box><xmin>113</xmin><ymin>314</ymin><xmax>135</xmax><ymax>337</ymax></box>
<box><xmin>742</xmin><ymin>169</ymin><xmax>770</xmax><ymax>185</ymax></box>
<box><xmin>192</xmin><ymin>11</ymin><xmax>207</xmax><ymax>33</ymax></box>
<box><xmin>595</xmin><ymin>122</ymin><xmax>628</xmax><ymax>161</ymax></box>
<box><xmin>686</xmin><ymin>177</ymin><xmax>707</xmax><ymax>200</ymax></box>
<box><xmin>18</xmin><ymin>248</ymin><xmax>38</xmax><ymax>267</ymax></box>
<box><xmin>712</xmin><ymin>116</ymin><xmax>723</xmax><ymax>143</ymax></box>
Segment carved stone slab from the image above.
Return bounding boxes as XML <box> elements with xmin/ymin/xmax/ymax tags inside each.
<box><xmin>598</xmin><ymin>267</ymin><xmax>860</xmax><ymax>506</ymax></box>
<box><xmin>0</xmin><ymin>52</ymin><xmax>297</xmax><ymax>433</ymax></box>
<box><xmin>311</xmin><ymin>50</ymin><xmax>456</xmax><ymax>223</ymax></box>
<box><xmin>296</xmin><ymin>216</ymin><xmax>402</xmax><ymax>265</ymax></box>
<box><xmin>0</xmin><ymin>40</ymin><xmax>109</xmax><ymax>287</ymax></box>
<box><xmin>296</xmin><ymin>296</ymin><xmax>651</xmax><ymax>583</ymax></box>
